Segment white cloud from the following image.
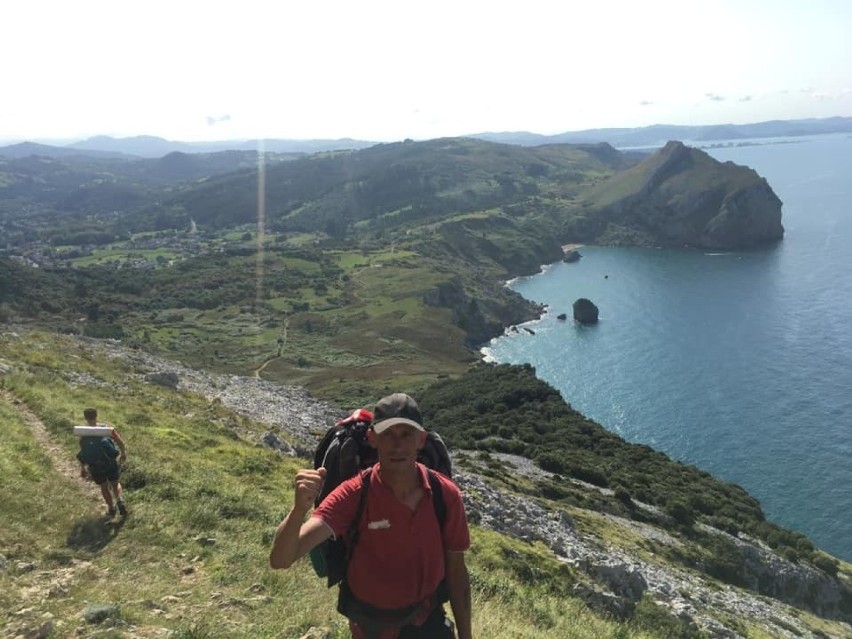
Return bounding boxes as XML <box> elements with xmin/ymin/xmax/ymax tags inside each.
<box><xmin>206</xmin><ymin>115</ymin><xmax>232</xmax><ymax>127</ymax></box>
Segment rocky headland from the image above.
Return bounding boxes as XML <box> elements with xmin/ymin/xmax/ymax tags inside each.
<box><xmin>575</xmin><ymin>141</ymin><xmax>785</xmax><ymax>249</ymax></box>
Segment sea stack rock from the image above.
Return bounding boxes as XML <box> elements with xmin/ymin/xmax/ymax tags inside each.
<box><xmin>563</xmin><ymin>250</ymin><xmax>581</xmax><ymax>263</ymax></box>
<box><xmin>573</xmin><ymin>298</ymin><xmax>599</xmax><ymax>324</ymax></box>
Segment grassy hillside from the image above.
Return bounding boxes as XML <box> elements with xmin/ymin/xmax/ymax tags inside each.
<box><xmin>0</xmin><ymin>151</ymin><xmax>303</xmax><ymax>253</ymax></box>
<box><xmin>3</xmin><ymin>330</ymin><xmax>851</xmax><ymax>639</ymax></box>
<box><xmin>1</xmin><ymin>329</ymin><xmax>679</xmax><ymax>639</ymax></box>
<box><xmin>1</xmin><ymin>137</ymin><xmax>622</xmax><ymax>248</ymax></box>
<box><xmin>0</xmin><ymin>216</ymin><xmax>552</xmax><ymax>406</ymax></box>
<box><xmin>155</xmin><ymin>138</ymin><xmax>623</xmax><ymax>236</ymax></box>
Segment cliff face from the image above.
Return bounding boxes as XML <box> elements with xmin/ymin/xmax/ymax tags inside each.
<box><xmin>580</xmin><ymin>141</ymin><xmax>784</xmax><ymax>249</ymax></box>
<box><xmin>704</xmin><ymin>179</ymin><xmax>785</xmax><ymax>248</ymax></box>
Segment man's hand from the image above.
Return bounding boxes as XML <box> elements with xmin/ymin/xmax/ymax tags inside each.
<box><xmin>269</xmin><ymin>467</ymin><xmax>332</xmax><ymax>569</ymax></box>
<box><xmin>294</xmin><ymin>467</ymin><xmax>326</xmax><ymax>513</ymax></box>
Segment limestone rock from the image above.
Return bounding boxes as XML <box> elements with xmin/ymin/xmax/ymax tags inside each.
<box><xmin>262</xmin><ymin>431</ymin><xmax>297</xmax><ymax>456</ymax></box>
<box><xmin>144</xmin><ymin>371</ymin><xmax>179</xmax><ymax>389</ymax></box>
<box><xmin>83</xmin><ymin>603</ymin><xmax>120</xmax><ymax>624</ymax></box>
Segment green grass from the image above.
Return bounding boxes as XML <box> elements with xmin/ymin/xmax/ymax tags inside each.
<box><xmin>331</xmin><ymin>250</ymin><xmax>379</xmax><ymax>269</ymax></box>
<box><xmin>0</xmin><ymin>330</ymin><xmax>674</xmax><ymax>639</ymax></box>
<box><xmin>69</xmin><ymin>247</ymin><xmax>182</xmax><ymax>267</ymax></box>
<box><xmin>3</xmin><ymin>329</ymin><xmax>850</xmax><ymax>638</ymax></box>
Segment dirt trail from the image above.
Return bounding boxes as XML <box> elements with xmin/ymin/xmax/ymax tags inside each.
<box><xmin>1</xmin><ymin>389</ymin><xmax>101</xmax><ymax>506</ymax></box>
<box><xmin>253</xmin><ymin>356</ymin><xmax>277</xmax><ymax>378</ymax></box>
<box><xmin>253</xmin><ymin>320</ymin><xmax>288</xmax><ymax>378</ymax></box>
<box><xmin>0</xmin><ymin>391</ymin><xmax>130</xmax><ymax>638</ymax></box>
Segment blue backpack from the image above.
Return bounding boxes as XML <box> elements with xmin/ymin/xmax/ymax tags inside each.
<box><xmin>77</xmin><ymin>435</ymin><xmax>120</xmax><ymax>473</ymax></box>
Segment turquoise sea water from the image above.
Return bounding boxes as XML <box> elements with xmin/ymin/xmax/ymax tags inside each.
<box><xmin>484</xmin><ymin>134</ymin><xmax>852</xmax><ymax>562</ymax></box>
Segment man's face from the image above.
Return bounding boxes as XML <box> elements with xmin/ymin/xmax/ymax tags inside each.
<box><xmin>368</xmin><ymin>423</ymin><xmax>427</xmax><ymax>467</ymax></box>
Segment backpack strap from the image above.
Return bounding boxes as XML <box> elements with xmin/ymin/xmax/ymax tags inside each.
<box><xmin>426</xmin><ymin>469</ymin><xmax>450</xmax><ymax>604</ymax></box>
<box><xmin>343</xmin><ymin>469</ymin><xmax>372</xmax><ymax>567</ymax></box>
<box><xmin>426</xmin><ymin>469</ymin><xmax>447</xmax><ymax>529</ymax></box>
<box><xmin>313</xmin><ymin>425</ymin><xmax>338</xmax><ymax>470</ymax></box>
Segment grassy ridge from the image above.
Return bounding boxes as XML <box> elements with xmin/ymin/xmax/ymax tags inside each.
<box><xmin>1</xmin><ymin>329</ymin><xmax>674</xmax><ymax>639</ymax></box>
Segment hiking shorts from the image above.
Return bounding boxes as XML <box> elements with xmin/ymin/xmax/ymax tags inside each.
<box><xmin>396</xmin><ymin>605</ymin><xmax>455</xmax><ymax>639</ymax></box>
<box><xmin>89</xmin><ymin>464</ymin><xmax>120</xmax><ymax>485</ymax></box>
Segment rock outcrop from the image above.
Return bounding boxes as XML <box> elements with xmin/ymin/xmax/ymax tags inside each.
<box><xmin>573</xmin><ymin>298</ymin><xmax>599</xmax><ymax>324</ymax></box>
<box><xmin>422</xmin><ymin>277</ymin><xmax>544</xmax><ymax>347</ymax></box>
<box><xmin>563</xmin><ymin>249</ymin><xmax>582</xmax><ymax>263</ymax></box>
<box><xmin>577</xmin><ymin>141</ymin><xmax>784</xmax><ymax>249</ymax></box>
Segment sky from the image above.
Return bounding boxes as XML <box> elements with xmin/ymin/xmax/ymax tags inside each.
<box><xmin>2</xmin><ymin>0</ymin><xmax>851</xmax><ymax>144</ymax></box>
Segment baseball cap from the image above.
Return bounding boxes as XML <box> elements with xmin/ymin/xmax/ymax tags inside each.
<box><xmin>372</xmin><ymin>393</ymin><xmax>425</xmax><ymax>434</ymax></box>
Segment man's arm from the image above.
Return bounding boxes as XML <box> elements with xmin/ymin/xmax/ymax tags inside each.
<box><xmin>111</xmin><ymin>427</ymin><xmax>127</xmax><ymax>462</ymax></box>
<box><xmin>269</xmin><ymin>468</ymin><xmax>331</xmax><ymax>569</ymax></box>
<box><xmin>445</xmin><ymin>550</ymin><xmax>472</xmax><ymax>639</ymax></box>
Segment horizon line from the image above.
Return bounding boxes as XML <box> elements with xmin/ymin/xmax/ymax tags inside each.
<box><xmin>2</xmin><ymin>115</ymin><xmax>851</xmax><ymax>147</ymax></box>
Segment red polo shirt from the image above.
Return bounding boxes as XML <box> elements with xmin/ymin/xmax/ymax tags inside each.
<box><xmin>312</xmin><ymin>462</ymin><xmax>470</xmax><ymax>610</ymax></box>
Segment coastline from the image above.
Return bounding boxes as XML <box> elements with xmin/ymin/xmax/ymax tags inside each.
<box><xmin>482</xmin><ymin>243</ymin><xmax>588</xmax><ymax>361</ymax></box>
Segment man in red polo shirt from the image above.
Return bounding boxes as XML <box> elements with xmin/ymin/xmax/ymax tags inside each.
<box><xmin>270</xmin><ymin>393</ymin><xmax>472</xmax><ymax>639</ymax></box>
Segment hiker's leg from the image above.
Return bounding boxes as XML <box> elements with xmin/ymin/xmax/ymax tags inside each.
<box><xmin>98</xmin><ymin>481</ymin><xmax>114</xmax><ymax>508</ymax></box>
<box><xmin>112</xmin><ymin>478</ymin><xmax>127</xmax><ymax>515</ymax></box>
<box><xmin>112</xmin><ymin>480</ymin><xmax>123</xmax><ymax>502</ymax></box>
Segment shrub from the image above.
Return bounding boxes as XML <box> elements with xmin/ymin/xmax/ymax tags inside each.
<box><xmin>702</xmin><ymin>535</ymin><xmax>746</xmax><ymax>587</ymax></box>
<box><xmin>613</xmin><ymin>486</ymin><xmax>633</xmax><ymax>508</ymax></box>
<box><xmin>84</xmin><ymin>322</ymin><xmax>125</xmax><ymax>339</ymax></box>
<box><xmin>632</xmin><ymin>595</ymin><xmax>703</xmax><ymax>638</ymax></box>
<box><xmin>537</xmin><ymin>453</ymin><xmax>567</xmax><ymax>475</ymax></box>
<box><xmin>569</xmin><ymin>465</ymin><xmax>609</xmax><ymax>488</ymax></box>
<box><xmin>811</xmin><ymin>554</ymin><xmax>839</xmax><ymax>577</ymax></box>
<box><xmin>666</xmin><ymin>499</ymin><xmax>695</xmax><ymax>528</ymax></box>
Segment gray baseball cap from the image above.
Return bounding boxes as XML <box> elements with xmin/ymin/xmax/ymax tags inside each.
<box><xmin>372</xmin><ymin>393</ymin><xmax>425</xmax><ymax>434</ymax></box>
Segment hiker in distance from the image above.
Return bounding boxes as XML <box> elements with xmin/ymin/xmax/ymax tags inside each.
<box><xmin>270</xmin><ymin>393</ymin><xmax>472</xmax><ymax>639</ymax></box>
<box><xmin>77</xmin><ymin>407</ymin><xmax>128</xmax><ymax>517</ymax></box>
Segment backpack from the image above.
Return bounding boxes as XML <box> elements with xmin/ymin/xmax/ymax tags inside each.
<box><xmin>77</xmin><ymin>432</ymin><xmax>120</xmax><ymax>473</ymax></box>
<box><xmin>309</xmin><ymin>408</ymin><xmax>453</xmax><ymax>587</ymax></box>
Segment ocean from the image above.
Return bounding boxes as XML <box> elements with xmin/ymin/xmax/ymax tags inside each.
<box><xmin>483</xmin><ymin>134</ymin><xmax>852</xmax><ymax>562</ymax></box>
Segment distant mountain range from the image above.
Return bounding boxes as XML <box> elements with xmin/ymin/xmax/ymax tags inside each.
<box><xmin>2</xmin><ymin>116</ymin><xmax>851</xmax><ymax>159</ymax></box>
<box><xmin>0</xmin><ymin>136</ymin><xmax>378</xmax><ymax>160</ymax></box>
<box><xmin>474</xmin><ymin>115</ymin><xmax>852</xmax><ymax>148</ymax></box>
